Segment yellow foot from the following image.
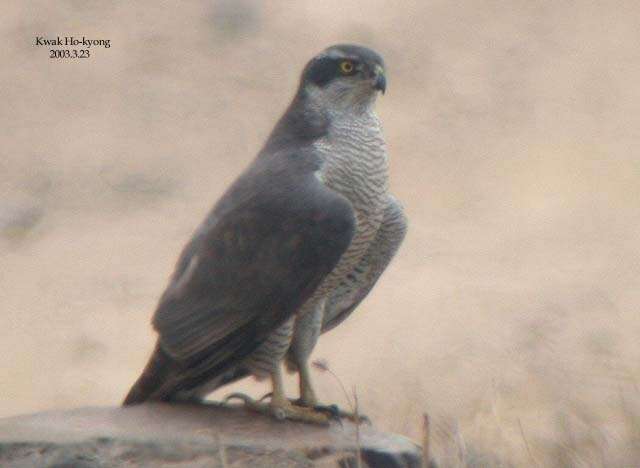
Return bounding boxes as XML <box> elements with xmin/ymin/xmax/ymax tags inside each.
<box><xmin>223</xmin><ymin>393</ymin><xmax>330</xmax><ymax>426</ymax></box>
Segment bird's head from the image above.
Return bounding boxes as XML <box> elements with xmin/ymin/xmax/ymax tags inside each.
<box><xmin>300</xmin><ymin>44</ymin><xmax>386</xmax><ymax>113</ymax></box>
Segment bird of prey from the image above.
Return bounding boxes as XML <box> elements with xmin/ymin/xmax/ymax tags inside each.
<box><xmin>123</xmin><ymin>44</ymin><xmax>407</xmax><ymax>424</ymax></box>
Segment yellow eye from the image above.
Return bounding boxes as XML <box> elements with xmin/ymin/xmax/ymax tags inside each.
<box><xmin>339</xmin><ymin>60</ymin><xmax>354</xmax><ymax>74</ymax></box>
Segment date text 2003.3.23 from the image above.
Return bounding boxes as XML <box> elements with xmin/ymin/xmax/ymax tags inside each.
<box><xmin>49</xmin><ymin>49</ymin><xmax>90</xmax><ymax>59</ymax></box>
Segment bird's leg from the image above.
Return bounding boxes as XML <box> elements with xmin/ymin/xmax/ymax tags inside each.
<box><xmin>297</xmin><ymin>359</ymin><xmax>318</xmax><ymax>407</ymax></box>
<box><xmin>294</xmin><ymin>359</ymin><xmax>370</xmax><ymax>424</ymax></box>
<box><xmin>225</xmin><ymin>365</ymin><xmax>329</xmax><ymax>425</ymax></box>
<box><xmin>288</xmin><ymin>301</ymin><xmax>367</xmax><ymax>422</ymax></box>
<box><xmin>289</xmin><ymin>303</ymin><xmax>323</xmax><ymax>407</ymax></box>
<box><xmin>269</xmin><ymin>365</ymin><xmax>330</xmax><ymax>424</ymax></box>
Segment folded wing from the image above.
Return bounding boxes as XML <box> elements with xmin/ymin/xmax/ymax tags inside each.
<box><xmin>147</xmin><ymin>155</ymin><xmax>355</xmax><ymax>397</ymax></box>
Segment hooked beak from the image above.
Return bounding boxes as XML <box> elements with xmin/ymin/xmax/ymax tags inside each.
<box><xmin>372</xmin><ymin>65</ymin><xmax>386</xmax><ymax>94</ymax></box>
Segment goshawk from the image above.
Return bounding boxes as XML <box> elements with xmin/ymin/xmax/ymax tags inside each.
<box><xmin>123</xmin><ymin>44</ymin><xmax>407</xmax><ymax>424</ymax></box>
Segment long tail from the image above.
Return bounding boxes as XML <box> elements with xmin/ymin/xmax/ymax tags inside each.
<box><xmin>122</xmin><ymin>341</ymin><xmax>173</xmax><ymax>405</ymax></box>
<box><xmin>123</xmin><ymin>341</ymin><xmax>253</xmax><ymax>405</ymax></box>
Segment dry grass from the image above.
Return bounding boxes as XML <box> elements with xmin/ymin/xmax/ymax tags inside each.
<box><xmin>382</xmin><ymin>389</ymin><xmax>640</xmax><ymax>467</ymax></box>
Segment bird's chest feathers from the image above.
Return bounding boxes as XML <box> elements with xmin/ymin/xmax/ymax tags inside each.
<box><xmin>308</xmin><ymin>111</ymin><xmax>390</xmax><ymax>298</ymax></box>
<box><xmin>314</xmin><ymin>112</ymin><xmax>389</xmax><ymax>212</ymax></box>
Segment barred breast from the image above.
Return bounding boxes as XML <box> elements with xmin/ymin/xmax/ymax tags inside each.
<box><xmin>311</xmin><ymin>110</ymin><xmax>389</xmax><ymax>298</ymax></box>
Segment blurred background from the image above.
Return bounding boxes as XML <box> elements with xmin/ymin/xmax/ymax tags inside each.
<box><xmin>2</xmin><ymin>1</ymin><xmax>639</xmax><ymax>465</ymax></box>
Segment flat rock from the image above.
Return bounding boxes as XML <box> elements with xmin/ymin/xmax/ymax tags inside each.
<box><xmin>0</xmin><ymin>404</ymin><xmax>423</xmax><ymax>467</ymax></box>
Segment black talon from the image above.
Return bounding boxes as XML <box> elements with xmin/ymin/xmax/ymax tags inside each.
<box><xmin>313</xmin><ymin>404</ymin><xmax>371</xmax><ymax>425</ymax></box>
<box><xmin>314</xmin><ymin>404</ymin><xmax>343</xmax><ymax>426</ymax></box>
<box><xmin>314</xmin><ymin>404</ymin><xmax>341</xmax><ymax>419</ymax></box>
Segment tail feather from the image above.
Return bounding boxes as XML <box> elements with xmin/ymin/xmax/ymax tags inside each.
<box><xmin>123</xmin><ymin>342</ymin><xmax>256</xmax><ymax>406</ymax></box>
<box><xmin>123</xmin><ymin>341</ymin><xmax>173</xmax><ymax>405</ymax></box>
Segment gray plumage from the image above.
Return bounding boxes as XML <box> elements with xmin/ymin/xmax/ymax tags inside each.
<box><xmin>123</xmin><ymin>44</ymin><xmax>406</xmax><ymax>414</ymax></box>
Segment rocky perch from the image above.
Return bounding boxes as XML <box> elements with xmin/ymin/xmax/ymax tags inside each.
<box><xmin>0</xmin><ymin>403</ymin><xmax>423</xmax><ymax>467</ymax></box>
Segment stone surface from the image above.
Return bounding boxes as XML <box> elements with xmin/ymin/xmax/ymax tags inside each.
<box><xmin>0</xmin><ymin>404</ymin><xmax>423</xmax><ymax>467</ymax></box>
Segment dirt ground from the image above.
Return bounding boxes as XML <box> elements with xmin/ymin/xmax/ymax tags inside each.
<box><xmin>2</xmin><ymin>1</ymin><xmax>640</xmax><ymax>466</ymax></box>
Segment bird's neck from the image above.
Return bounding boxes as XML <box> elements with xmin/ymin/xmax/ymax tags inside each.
<box><xmin>305</xmin><ymin>83</ymin><xmax>377</xmax><ymax>117</ymax></box>
<box><xmin>260</xmin><ymin>90</ymin><xmax>380</xmax><ymax>161</ymax></box>
<box><xmin>261</xmin><ymin>92</ymin><xmax>329</xmax><ymax>154</ymax></box>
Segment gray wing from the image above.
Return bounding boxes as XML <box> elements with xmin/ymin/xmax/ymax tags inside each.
<box><xmin>131</xmin><ymin>152</ymin><xmax>355</xmax><ymax>399</ymax></box>
<box><xmin>321</xmin><ymin>195</ymin><xmax>406</xmax><ymax>333</ymax></box>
